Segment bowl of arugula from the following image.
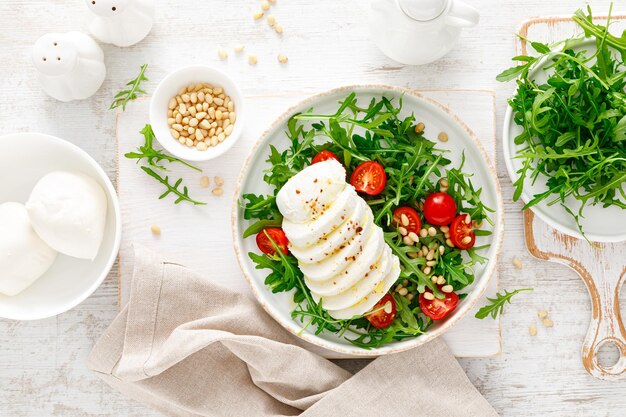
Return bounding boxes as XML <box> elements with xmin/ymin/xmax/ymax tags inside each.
<box><xmin>501</xmin><ymin>7</ymin><xmax>626</xmax><ymax>242</ymax></box>
<box><xmin>232</xmin><ymin>85</ymin><xmax>503</xmax><ymax>355</ymax></box>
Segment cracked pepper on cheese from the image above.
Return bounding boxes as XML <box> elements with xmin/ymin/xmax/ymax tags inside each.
<box><xmin>276</xmin><ymin>160</ymin><xmax>400</xmax><ymax>319</ymax></box>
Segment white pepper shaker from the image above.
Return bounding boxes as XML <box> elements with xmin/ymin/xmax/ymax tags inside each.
<box><xmin>84</xmin><ymin>0</ymin><xmax>155</xmax><ymax>47</ymax></box>
<box><xmin>32</xmin><ymin>32</ymin><xmax>106</xmax><ymax>102</ymax></box>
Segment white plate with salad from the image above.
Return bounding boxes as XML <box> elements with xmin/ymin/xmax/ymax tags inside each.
<box><xmin>233</xmin><ymin>85</ymin><xmax>503</xmax><ymax>355</ymax></box>
<box><xmin>501</xmin><ymin>8</ymin><xmax>626</xmax><ymax>243</ymax></box>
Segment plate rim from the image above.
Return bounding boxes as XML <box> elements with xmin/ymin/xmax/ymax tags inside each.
<box><xmin>231</xmin><ymin>84</ymin><xmax>504</xmax><ymax>356</ymax></box>
<box><xmin>502</xmin><ymin>37</ymin><xmax>626</xmax><ymax>243</ymax></box>
<box><xmin>0</xmin><ymin>132</ymin><xmax>122</xmax><ymax>320</ymax></box>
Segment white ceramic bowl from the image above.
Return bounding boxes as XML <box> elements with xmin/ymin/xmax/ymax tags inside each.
<box><xmin>0</xmin><ymin>133</ymin><xmax>121</xmax><ymax>320</ymax></box>
<box><xmin>233</xmin><ymin>85</ymin><xmax>503</xmax><ymax>356</ymax></box>
<box><xmin>149</xmin><ymin>65</ymin><xmax>244</xmax><ymax>162</ymax></box>
<box><xmin>503</xmin><ymin>39</ymin><xmax>626</xmax><ymax>243</ymax></box>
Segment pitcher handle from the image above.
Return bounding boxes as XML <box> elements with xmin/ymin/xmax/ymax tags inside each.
<box><xmin>445</xmin><ymin>0</ymin><xmax>480</xmax><ymax>28</ymax></box>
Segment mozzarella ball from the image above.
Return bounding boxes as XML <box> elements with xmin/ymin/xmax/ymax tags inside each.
<box><xmin>0</xmin><ymin>202</ymin><xmax>57</xmax><ymax>296</ymax></box>
<box><xmin>26</xmin><ymin>171</ymin><xmax>108</xmax><ymax>260</ymax></box>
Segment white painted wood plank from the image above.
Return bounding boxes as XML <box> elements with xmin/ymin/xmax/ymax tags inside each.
<box><xmin>1</xmin><ymin>0</ymin><xmax>626</xmax><ymax>416</ymax></box>
<box><xmin>116</xmin><ymin>90</ymin><xmax>500</xmax><ymax>358</ymax></box>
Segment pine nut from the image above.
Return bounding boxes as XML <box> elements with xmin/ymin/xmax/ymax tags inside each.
<box><xmin>275</xmin><ymin>24</ymin><xmax>283</xmax><ymax>34</ymax></box>
<box><xmin>168</xmin><ymin>98</ymin><xmax>177</xmax><ymax>109</ymax></box>
<box><xmin>212</xmin><ymin>187</ymin><xmax>224</xmax><ymax>196</ymax></box>
<box><xmin>261</xmin><ymin>0</ymin><xmax>270</xmax><ymax>10</ymax></box>
<box><xmin>278</xmin><ymin>53</ymin><xmax>288</xmax><ymax>64</ymax></box>
<box><xmin>529</xmin><ymin>325</ymin><xmax>538</xmax><ymax>336</ymax></box>
<box><xmin>422</xmin><ymin>246</ymin><xmax>429</xmax><ymax>256</ymax></box>
<box><xmin>439</xmin><ymin>178</ymin><xmax>449</xmax><ymax>188</ymax></box>
<box><xmin>436</xmin><ymin>276</ymin><xmax>446</xmax><ymax>285</ymax></box>
<box><xmin>150</xmin><ymin>225</ymin><xmax>161</xmax><ymax>235</ymax></box>
<box><xmin>431</xmin><ymin>276</ymin><xmax>438</xmax><ymax>283</ymax></box>
<box><xmin>407</xmin><ymin>293</ymin><xmax>415</xmax><ymax>301</ymax></box>
<box><xmin>218</xmin><ymin>49</ymin><xmax>228</xmax><ymax>60</ymax></box>
<box><xmin>428</xmin><ymin>226</ymin><xmax>437</xmax><ymax>236</ymax></box>
<box><xmin>398</xmin><ymin>226</ymin><xmax>408</xmax><ymax>236</ymax></box>
<box><xmin>440</xmin><ymin>225</ymin><xmax>449</xmax><ymax>233</ymax></box>
<box><xmin>248</xmin><ymin>54</ymin><xmax>258</xmax><ymax>65</ymax></box>
<box><xmin>195</xmin><ymin>130</ymin><xmax>204</xmax><ymax>141</ymax></box>
<box><xmin>464</xmin><ymin>214</ymin><xmax>471</xmax><ymax>224</ymax></box>
<box><xmin>461</xmin><ymin>236</ymin><xmax>472</xmax><ymax>245</ymax></box>
<box><xmin>446</xmin><ymin>238</ymin><xmax>454</xmax><ymax>247</ymax></box>
<box><xmin>423</xmin><ymin>292</ymin><xmax>435</xmax><ymax>300</ymax></box>
<box><xmin>196</xmin><ymin>142</ymin><xmax>208</xmax><ymax>151</ymax></box>
<box><xmin>398</xmin><ymin>288</ymin><xmax>408</xmax><ymax>296</ymax></box>
<box><xmin>170</xmin><ymin>129</ymin><xmax>180</xmax><ymax>139</ymax></box>
<box><xmin>408</xmin><ymin>232</ymin><xmax>420</xmax><ymax>243</ymax></box>
<box><xmin>538</xmin><ymin>310</ymin><xmax>548</xmax><ymax>319</ymax></box>
<box><xmin>419</xmin><ymin>228</ymin><xmax>428</xmax><ymax>238</ymax></box>
<box><xmin>383</xmin><ymin>301</ymin><xmax>393</xmax><ymax>314</ymax></box>
<box><xmin>403</xmin><ymin>236</ymin><xmax>414</xmax><ymax>246</ymax></box>
<box><xmin>439</xmin><ymin>245</ymin><xmax>445</xmax><ymax>255</ymax></box>
<box><xmin>542</xmin><ymin>318</ymin><xmax>554</xmax><ymax>328</ymax></box>
<box><xmin>213</xmin><ymin>97</ymin><xmax>224</xmax><ymax>106</ymax></box>
<box><xmin>224</xmin><ymin>124</ymin><xmax>234</xmax><ymax>136</ymax></box>
<box><xmin>234</xmin><ymin>45</ymin><xmax>245</xmax><ymax>53</ymax></box>
<box><xmin>438</xmin><ymin>132</ymin><xmax>449</xmax><ymax>142</ymax></box>
<box><xmin>426</xmin><ymin>250</ymin><xmax>434</xmax><ymax>261</ymax></box>
<box><xmin>172</xmin><ymin>124</ymin><xmax>183</xmax><ymax>132</ymax></box>
<box><xmin>423</xmin><ymin>266</ymin><xmax>431</xmax><ymax>275</ymax></box>
<box><xmin>267</xmin><ymin>14</ymin><xmax>276</xmax><ymax>26</ymax></box>
<box><xmin>214</xmin><ymin>176</ymin><xmax>224</xmax><ymax>186</ymax></box>
<box><xmin>426</xmin><ymin>260</ymin><xmax>436</xmax><ymax>267</ymax></box>
<box><xmin>513</xmin><ymin>258</ymin><xmax>523</xmax><ymax>269</ymax></box>
<box><xmin>200</xmin><ymin>176</ymin><xmax>210</xmax><ymax>188</ymax></box>
<box><xmin>253</xmin><ymin>11</ymin><xmax>264</xmax><ymax>19</ymax></box>
<box><xmin>414</xmin><ymin>122</ymin><xmax>425</xmax><ymax>133</ymax></box>
<box><xmin>399</xmin><ymin>214</ymin><xmax>409</xmax><ymax>227</ymax></box>
<box><xmin>441</xmin><ymin>285</ymin><xmax>453</xmax><ymax>293</ymax></box>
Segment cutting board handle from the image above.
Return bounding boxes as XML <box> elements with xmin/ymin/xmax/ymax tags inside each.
<box><xmin>581</xmin><ymin>266</ymin><xmax>626</xmax><ymax>380</ymax></box>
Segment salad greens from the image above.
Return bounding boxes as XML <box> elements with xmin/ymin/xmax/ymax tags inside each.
<box><xmin>125</xmin><ymin>124</ymin><xmax>206</xmax><ymax>206</ymax></box>
<box><xmin>498</xmin><ymin>5</ymin><xmax>626</xmax><ymax>237</ymax></box>
<box><xmin>110</xmin><ymin>64</ymin><xmax>149</xmax><ymax>111</ymax></box>
<box><xmin>474</xmin><ymin>288</ymin><xmax>533</xmax><ymax>320</ymax></box>
<box><xmin>243</xmin><ymin>92</ymin><xmax>494</xmax><ymax>348</ymax></box>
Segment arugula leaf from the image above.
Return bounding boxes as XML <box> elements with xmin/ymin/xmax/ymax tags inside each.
<box><xmin>125</xmin><ymin>124</ymin><xmax>201</xmax><ymax>172</ymax></box>
<box><xmin>140</xmin><ymin>166</ymin><xmax>206</xmax><ymax>205</ymax></box>
<box><xmin>475</xmin><ymin>288</ymin><xmax>533</xmax><ymax>320</ymax></box>
<box><xmin>110</xmin><ymin>64</ymin><xmax>149</xmax><ymax>111</ymax></box>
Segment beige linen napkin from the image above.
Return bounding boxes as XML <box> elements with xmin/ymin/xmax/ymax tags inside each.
<box><xmin>88</xmin><ymin>244</ymin><xmax>499</xmax><ymax>417</ymax></box>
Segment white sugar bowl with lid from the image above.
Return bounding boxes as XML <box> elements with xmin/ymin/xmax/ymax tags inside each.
<box><xmin>369</xmin><ymin>0</ymin><xmax>480</xmax><ymax>65</ymax></box>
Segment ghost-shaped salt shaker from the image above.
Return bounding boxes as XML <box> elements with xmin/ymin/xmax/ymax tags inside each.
<box><xmin>33</xmin><ymin>32</ymin><xmax>106</xmax><ymax>102</ymax></box>
<box><xmin>85</xmin><ymin>0</ymin><xmax>155</xmax><ymax>47</ymax></box>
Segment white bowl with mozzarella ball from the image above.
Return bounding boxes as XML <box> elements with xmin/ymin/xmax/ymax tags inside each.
<box><xmin>149</xmin><ymin>65</ymin><xmax>244</xmax><ymax>162</ymax></box>
<box><xmin>0</xmin><ymin>133</ymin><xmax>121</xmax><ymax>320</ymax></box>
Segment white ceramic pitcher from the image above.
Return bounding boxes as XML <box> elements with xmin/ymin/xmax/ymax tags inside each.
<box><xmin>369</xmin><ymin>0</ymin><xmax>479</xmax><ymax>65</ymax></box>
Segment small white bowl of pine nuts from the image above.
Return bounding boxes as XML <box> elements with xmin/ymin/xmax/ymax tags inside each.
<box><xmin>150</xmin><ymin>65</ymin><xmax>243</xmax><ymax>162</ymax></box>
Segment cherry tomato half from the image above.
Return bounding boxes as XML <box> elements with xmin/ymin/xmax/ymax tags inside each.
<box><xmin>350</xmin><ymin>161</ymin><xmax>386</xmax><ymax>196</ymax></box>
<box><xmin>450</xmin><ymin>214</ymin><xmax>476</xmax><ymax>250</ymax></box>
<box><xmin>423</xmin><ymin>192</ymin><xmax>457</xmax><ymax>226</ymax></box>
<box><xmin>365</xmin><ymin>294</ymin><xmax>396</xmax><ymax>329</ymax></box>
<box><xmin>312</xmin><ymin>150</ymin><xmax>340</xmax><ymax>164</ymax></box>
<box><xmin>393</xmin><ymin>206</ymin><xmax>422</xmax><ymax>234</ymax></box>
<box><xmin>419</xmin><ymin>287</ymin><xmax>459</xmax><ymax>321</ymax></box>
<box><xmin>256</xmin><ymin>228</ymin><xmax>289</xmax><ymax>256</ymax></box>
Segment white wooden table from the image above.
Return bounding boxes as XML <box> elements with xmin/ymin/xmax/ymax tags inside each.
<box><xmin>1</xmin><ymin>1</ymin><xmax>624</xmax><ymax>416</ymax></box>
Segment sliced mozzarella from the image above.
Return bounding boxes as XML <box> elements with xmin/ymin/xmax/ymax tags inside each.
<box><xmin>304</xmin><ymin>226</ymin><xmax>385</xmax><ymax>297</ymax></box>
<box><xmin>276</xmin><ymin>160</ymin><xmax>346</xmax><ymax>224</ymax></box>
<box><xmin>327</xmin><ymin>256</ymin><xmax>401</xmax><ymax>320</ymax></box>
<box><xmin>298</xmin><ymin>208</ymin><xmax>374</xmax><ymax>281</ymax></box>
<box><xmin>313</xmin><ymin>247</ymin><xmax>392</xmax><ymax>310</ymax></box>
<box><xmin>289</xmin><ymin>198</ymin><xmax>368</xmax><ymax>264</ymax></box>
<box><xmin>283</xmin><ymin>185</ymin><xmax>357</xmax><ymax>248</ymax></box>
<box><xmin>0</xmin><ymin>202</ymin><xmax>58</xmax><ymax>296</ymax></box>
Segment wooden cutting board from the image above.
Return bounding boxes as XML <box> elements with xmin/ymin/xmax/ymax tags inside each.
<box><xmin>518</xmin><ymin>16</ymin><xmax>626</xmax><ymax>380</ymax></box>
<box><xmin>115</xmin><ymin>90</ymin><xmax>501</xmax><ymax>358</ymax></box>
